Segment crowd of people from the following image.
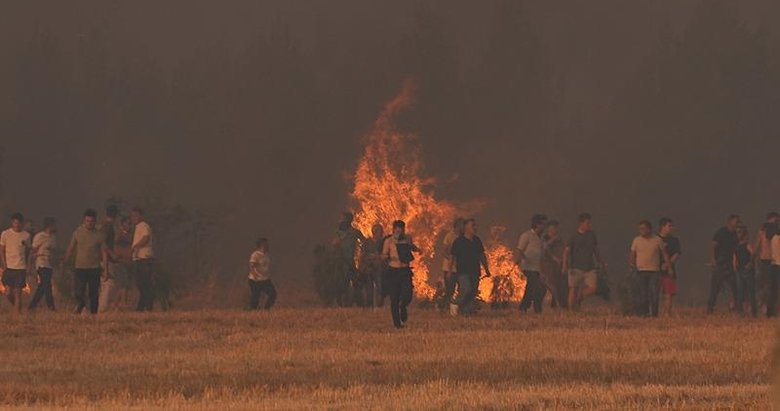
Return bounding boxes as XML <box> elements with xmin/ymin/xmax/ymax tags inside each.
<box><xmin>331</xmin><ymin>210</ymin><xmax>780</xmax><ymax>327</ymax></box>
<box><xmin>0</xmin><ymin>206</ymin><xmax>156</xmax><ymax>314</ymax></box>
<box><xmin>4</xmin><ymin>205</ymin><xmax>780</xmax><ymax>328</ymax></box>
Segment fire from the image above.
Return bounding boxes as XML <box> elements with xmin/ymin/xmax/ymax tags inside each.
<box><xmin>350</xmin><ymin>80</ymin><xmax>456</xmax><ymax>299</ymax></box>
<box><xmin>479</xmin><ymin>226</ymin><xmax>526</xmax><ymax>303</ymax></box>
<box><xmin>350</xmin><ymin>81</ymin><xmax>526</xmax><ymax>304</ymax></box>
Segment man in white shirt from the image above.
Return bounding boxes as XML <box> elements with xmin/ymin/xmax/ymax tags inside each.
<box><xmin>28</xmin><ymin>217</ymin><xmax>57</xmax><ymax>311</ymax></box>
<box><xmin>629</xmin><ymin>220</ymin><xmax>671</xmax><ymax>317</ymax></box>
<box><xmin>248</xmin><ymin>238</ymin><xmax>277</xmax><ymax>310</ymax></box>
<box><xmin>517</xmin><ymin>214</ymin><xmax>548</xmax><ymax>314</ymax></box>
<box><xmin>130</xmin><ymin>207</ymin><xmax>155</xmax><ymax>312</ymax></box>
<box><xmin>0</xmin><ymin>213</ymin><xmax>32</xmax><ymax>314</ymax></box>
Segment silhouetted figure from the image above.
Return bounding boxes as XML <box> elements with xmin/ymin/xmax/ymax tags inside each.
<box><xmin>62</xmin><ymin>209</ymin><xmax>108</xmax><ymax>314</ymax></box>
<box><xmin>0</xmin><ymin>213</ymin><xmax>32</xmax><ymax>314</ymax></box>
<box><xmin>657</xmin><ymin>218</ymin><xmax>681</xmax><ymax>317</ymax></box>
<box><xmin>769</xmin><ymin>230</ymin><xmax>780</xmax><ymax>318</ymax></box>
<box><xmin>450</xmin><ymin>219</ymin><xmax>491</xmax><ymax>316</ymax></box>
<box><xmin>754</xmin><ymin>212</ymin><xmax>779</xmax><ymax>312</ymax></box>
<box><xmin>28</xmin><ymin>217</ymin><xmax>57</xmax><ymax>311</ymax></box>
<box><xmin>562</xmin><ymin>213</ymin><xmax>604</xmax><ymax>311</ymax></box>
<box><xmin>517</xmin><ymin>214</ymin><xmax>548</xmax><ymax>314</ymax></box>
<box><xmin>541</xmin><ymin>220</ymin><xmax>566</xmax><ymax>309</ymax></box>
<box><xmin>248</xmin><ymin>238</ymin><xmax>277</xmax><ymax>310</ymax></box>
<box><xmin>334</xmin><ymin>212</ymin><xmax>366</xmax><ymax>306</ymax></box>
<box><xmin>381</xmin><ymin>220</ymin><xmax>419</xmax><ymax>328</ymax></box>
<box><xmin>707</xmin><ymin>215</ymin><xmax>741</xmax><ymax>314</ymax></box>
<box><xmin>734</xmin><ymin>225</ymin><xmax>757</xmax><ymax>317</ymax></box>
<box><xmin>360</xmin><ymin>223</ymin><xmax>386</xmax><ymax>308</ymax></box>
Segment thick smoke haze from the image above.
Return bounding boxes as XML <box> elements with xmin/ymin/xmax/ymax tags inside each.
<box><xmin>2</xmin><ymin>1</ymin><xmax>779</xmax><ymax>304</ymax></box>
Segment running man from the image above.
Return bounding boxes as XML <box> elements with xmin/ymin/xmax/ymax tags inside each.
<box><xmin>28</xmin><ymin>217</ymin><xmax>57</xmax><ymax>311</ymax></box>
<box><xmin>382</xmin><ymin>220</ymin><xmax>420</xmax><ymax>328</ymax></box>
<box><xmin>0</xmin><ymin>213</ymin><xmax>32</xmax><ymax>314</ymax></box>
<box><xmin>562</xmin><ymin>213</ymin><xmax>605</xmax><ymax>311</ymax></box>
<box><xmin>248</xmin><ymin>238</ymin><xmax>277</xmax><ymax>310</ymax></box>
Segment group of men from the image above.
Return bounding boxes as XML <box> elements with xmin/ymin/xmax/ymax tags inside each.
<box><xmin>0</xmin><ymin>206</ymin><xmax>155</xmax><ymax>314</ymax></box>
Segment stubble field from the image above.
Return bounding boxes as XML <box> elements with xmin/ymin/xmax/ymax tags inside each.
<box><xmin>0</xmin><ymin>306</ymin><xmax>776</xmax><ymax>410</ymax></box>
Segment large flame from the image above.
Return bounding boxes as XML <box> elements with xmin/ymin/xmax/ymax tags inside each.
<box><xmin>350</xmin><ymin>81</ymin><xmax>526</xmax><ymax>303</ymax></box>
<box><xmin>351</xmin><ymin>81</ymin><xmax>456</xmax><ymax>299</ymax></box>
<box><xmin>480</xmin><ymin>226</ymin><xmax>526</xmax><ymax>303</ymax></box>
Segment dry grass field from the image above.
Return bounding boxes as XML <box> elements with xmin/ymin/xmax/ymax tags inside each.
<box><xmin>0</xmin><ymin>306</ymin><xmax>776</xmax><ymax>410</ymax></box>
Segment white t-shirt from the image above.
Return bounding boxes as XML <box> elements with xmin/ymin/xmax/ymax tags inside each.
<box><xmin>517</xmin><ymin>229</ymin><xmax>544</xmax><ymax>272</ymax></box>
<box><xmin>631</xmin><ymin>235</ymin><xmax>665</xmax><ymax>272</ymax></box>
<box><xmin>32</xmin><ymin>231</ymin><xmax>56</xmax><ymax>269</ymax></box>
<box><xmin>132</xmin><ymin>221</ymin><xmax>154</xmax><ymax>261</ymax></box>
<box><xmin>1</xmin><ymin>229</ymin><xmax>31</xmax><ymax>270</ymax></box>
<box><xmin>249</xmin><ymin>250</ymin><xmax>271</xmax><ymax>281</ymax></box>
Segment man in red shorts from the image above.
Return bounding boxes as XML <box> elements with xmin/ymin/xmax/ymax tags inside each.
<box><xmin>658</xmin><ymin>218</ymin><xmax>681</xmax><ymax>316</ymax></box>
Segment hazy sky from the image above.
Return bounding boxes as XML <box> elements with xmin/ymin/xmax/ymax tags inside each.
<box><xmin>2</xmin><ymin>1</ymin><xmax>779</xmax><ymax>304</ymax></box>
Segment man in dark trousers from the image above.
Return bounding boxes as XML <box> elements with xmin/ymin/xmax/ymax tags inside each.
<box><xmin>62</xmin><ymin>209</ymin><xmax>108</xmax><ymax>314</ymax></box>
<box><xmin>248</xmin><ymin>238</ymin><xmax>277</xmax><ymax>310</ymax></box>
<box><xmin>450</xmin><ymin>218</ymin><xmax>491</xmax><ymax>316</ymax></box>
<box><xmin>381</xmin><ymin>220</ymin><xmax>419</xmax><ymax>328</ymax></box>
<box><xmin>517</xmin><ymin>214</ymin><xmax>548</xmax><ymax>314</ymax></box>
<box><xmin>707</xmin><ymin>214</ymin><xmax>741</xmax><ymax>314</ymax></box>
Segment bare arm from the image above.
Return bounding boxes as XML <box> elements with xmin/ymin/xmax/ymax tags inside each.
<box><xmin>62</xmin><ymin>238</ymin><xmax>76</xmax><ymax>269</ymax></box>
<box><xmin>629</xmin><ymin>250</ymin><xmax>637</xmax><ymax>269</ymax></box>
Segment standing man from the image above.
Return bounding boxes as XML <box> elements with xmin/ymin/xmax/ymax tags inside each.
<box><xmin>360</xmin><ymin>223</ymin><xmax>386</xmax><ymax>309</ymax></box>
<box><xmin>629</xmin><ymin>220</ymin><xmax>671</xmax><ymax>317</ymax></box>
<box><xmin>517</xmin><ymin>214</ymin><xmax>548</xmax><ymax>314</ymax></box>
<box><xmin>450</xmin><ymin>219</ymin><xmax>491</xmax><ymax>316</ymax></box>
<box><xmin>441</xmin><ymin>218</ymin><xmax>464</xmax><ymax>310</ymax></box>
<box><xmin>0</xmin><ymin>213</ymin><xmax>32</xmax><ymax>314</ymax></box>
<box><xmin>562</xmin><ymin>213</ymin><xmax>604</xmax><ymax>311</ymax></box>
<box><xmin>769</xmin><ymin>229</ymin><xmax>780</xmax><ymax>317</ymax></box>
<box><xmin>130</xmin><ymin>207</ymin><xmax>155</xmax><ymax>312</ymax></box>
<box><xmin>381</xmin><ymin>220</ymin><xmax>419</xmax><ymax>328</ymax></box>
<box><xmin>62</xmin><ymin>209</ymin><xmax>107</xmax><ymax>314</ymax></box>
<box><xmin>335</xmin><ymin>212</ymin><xmax>366</xmax><ymax>306</ymax></box>
<box><xmin>754</xmin><ymin>212</ymin><xmax>779</xmax><ymax>312</ymax></box>
<box><xmin>248</xmin><ymin>238</ymin><xmax>277</xmax><ymax>310</ymax></box>
<box><xmin>707</xmin><ymin>214</ymin><xmax>741</xmax><ymax>314</ymax></box>
<box><xmin>28</xmin><ymin>217</ymin><xmax>57</xmax><ymax>311</ymax></box>
<box><xmin>657</xmin><ymin>218</ymin><xmax>681</xmax><ymax>317</ymax></box>
<box><xmin>98</xmin><ymin>205</ymin><xmax>119</xmax><ymax>313</ymax></box>
<box><xmin>541</xmin><ymin>220</ymin><xmax>566</xmax><ymax>309</ymax></box>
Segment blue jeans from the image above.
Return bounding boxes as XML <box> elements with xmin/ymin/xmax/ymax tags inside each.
<box><xmin>29</xmin><ymin>268</ymin><xmax>55</xmax><ymax>310</ymax></box>
<box><xmin>519</xmin><ymin>271</ymin><xmax>544</xmax><ymax>313</ymax></box>
<box><xmin>707</xmin><ymin>262</ymin><xmax>739</xmax><ymax>314</ymax></box>
<box><xmin>455</xmin><ymin>273</ymin><xmax>478</xmax><ymax>312</ymax></box>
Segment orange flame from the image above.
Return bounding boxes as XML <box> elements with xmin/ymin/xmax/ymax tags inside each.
<box><xmin>350</xmin><ymin>81</ymin><xmax>456</xmax><ymax>299</ymax></box>
<box><xmin>350</xmin><ymin>82</ymin><xmax>526</xmax><ymax>304</ymax></box>
<box><xmin>479</xmin><ymin>226</ymin><xmax>526</xmax><ymax>303</ymax></box>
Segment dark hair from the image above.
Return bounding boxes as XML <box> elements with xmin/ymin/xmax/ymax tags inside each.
<box><xmin>83</xmin><ymin>209</ymin><xmax>97</xmax><ymax>219</ymax></box>
<box><xmin>531</xmin><ymin>214</ymin><xmax>548</xmax><ymax>228</ymax></box>
<box><xmin>106</xmin><ymin>205</ymin><xmax>119</xmax><ymax>218</ymax></box>
<box><xmin>43</xmin><ymin>217</ymin><xmax>56</xmax><ymax>229</ymax></box>
<box><xmin>11</xmin><ymin>212</ymin><xmax>24</xmax><ymax>222</ymax></box>
<box><xmin>392</xmin><ymin>220</ymin><xmax>405</xmax><ymax>230</ymax></box>
<box><xmin>547</xmin><ymin>220</ymin><xmax>559</xmax><ymax>227</ymax></box>
<box><xmin>256</xmin><ymin>238</ymin><xmax>269</xmax><ymax>249</ymax></box>
<box><xmin>639</xmin><ymin>220</ymin><xmax>652</xmax><ymax>229</ymax></box>
<box><xmin>768</xmin><ymin>212</ymin><xmax>780</xmax><ymax>220</ymax></box>
<box><xmin>132</xmin><ymin>207</ymin><xmax>145</xmax><ymax>216</ymax></box>
<box><xmin>578</xmin><ymin>213</ymin><xmax>592</xmax><ymax>223</ymax></box>
<box><xmin>464</xmin><ymin>218</ymin><xmax>476</xmax><ymax>226</ymax></box>
<box><xmin>727</xmin><ymin>214</ymin><xmax>740</xmax><ymax>223</ymax></box>
<box><xmin>659</xmin><ymin>217</ymin><xmax>673</xmax><ymax>228</ymax></box>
